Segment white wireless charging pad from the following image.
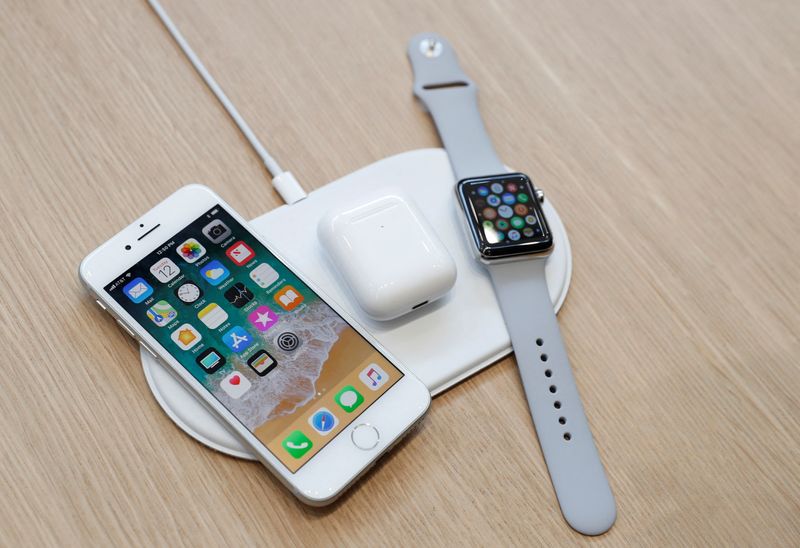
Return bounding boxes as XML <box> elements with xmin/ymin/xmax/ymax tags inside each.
<box><xmin>140</xmin><ymin>148</ymin><xmax>572</xmax><ymax>460</ymax></box>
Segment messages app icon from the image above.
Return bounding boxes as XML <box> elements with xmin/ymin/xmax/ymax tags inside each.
<box><xmin>200</xmin><ymin>260</ymin><xmax>230</xmax><ymax>286</ymax></box>
<box><xmin>334</xmin><ymin>385</ymin><xmax>364</xmax><ymax>413</ymax></box>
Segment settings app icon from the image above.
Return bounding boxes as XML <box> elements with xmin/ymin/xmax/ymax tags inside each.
<box><xmin>276</xmin><ymin>332</ymin><xmax>299</xmax><ymax>352</ymax></box>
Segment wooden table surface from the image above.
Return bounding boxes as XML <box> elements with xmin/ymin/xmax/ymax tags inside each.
<box><xmin>1</xmin><ymin>0</ymin><xmax>798</xmax><ymax>545</ymax></box>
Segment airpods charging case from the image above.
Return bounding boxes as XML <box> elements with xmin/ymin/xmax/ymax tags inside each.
<box><xmin>318</xmin><ymin>192</ymin><xmax>457</xmax><ymax>321</ymax></box>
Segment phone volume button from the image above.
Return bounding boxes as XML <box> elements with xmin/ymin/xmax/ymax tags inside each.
<box><xmin>116</xmin><ymin>320</ymin><xmax>136</xmax><ymax>339</ymax></box>
<box><xmin>95</xmin><ymin>299</ymin><xmax>107</xmax><ymax>311</ymax></box>
<box><xmin>140</xmin><ymin>343</ymin><xmax>157</xmax><ymax>358</ymax></box>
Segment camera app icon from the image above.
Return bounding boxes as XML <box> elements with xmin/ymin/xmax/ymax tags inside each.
<box><xmin>202</xmin><ymin>219</ymin><xmax>232</xmax><ymax>244</ymax></box>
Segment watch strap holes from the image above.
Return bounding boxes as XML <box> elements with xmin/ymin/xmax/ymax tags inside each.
<box><xmin>421</xmin><ymin>81</ymin><xmax>469</xmax><ymax>91</ymax></box>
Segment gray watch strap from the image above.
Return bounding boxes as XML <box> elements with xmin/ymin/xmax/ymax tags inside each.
<box><xmin>408</xmin><ymin>33</ymin><xmax>616</xmax><ymax>535</ymax></box>
<box><xmin>488</xmin><ymin>259</ymin><xmax>616</xmax><ymax>535</ymax></box>
<box><xmin>407</xmin><ymin>33</ymin><xmax>506</xmax><ymax>181</ymax></box>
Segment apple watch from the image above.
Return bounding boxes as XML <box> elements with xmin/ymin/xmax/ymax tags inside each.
<box><xmin>407</xmin><ymin>33</ymin><xmax>616</xmax><ymax>535</ymax></box>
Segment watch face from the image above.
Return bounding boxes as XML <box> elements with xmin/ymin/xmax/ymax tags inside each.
<box><xmin>457</xmin><ymin>173</ymin><xmax>553</xmax><ymax>259</ymax></box>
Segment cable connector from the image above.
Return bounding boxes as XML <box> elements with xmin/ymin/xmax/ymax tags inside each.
<box><xmin>149</xmin><ymin>0</ymin><xmax>307</xmax><ymax>205</ymax></box>
<box><xmin>271</xmin><ymin>171</ymin><xmax>307</xmax><ymax>204</ymax></box>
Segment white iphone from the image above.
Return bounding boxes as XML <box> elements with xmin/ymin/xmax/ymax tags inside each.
<box><xmin>80</xmin><ymin>184</ymin><xmax>430</xmax><ymax>504</ymax></box>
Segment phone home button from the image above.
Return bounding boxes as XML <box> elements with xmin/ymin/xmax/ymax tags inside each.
<box><xmin>351</xmin><ymin>423</ymin><xmax>379</xmax><ymax>450</ymax></box>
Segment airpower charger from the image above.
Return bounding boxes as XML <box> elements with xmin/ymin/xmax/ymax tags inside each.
<box><xmin>318</xmin><ymin>192</ymin><xmax>457</xmax><ymax>321</ymax></box>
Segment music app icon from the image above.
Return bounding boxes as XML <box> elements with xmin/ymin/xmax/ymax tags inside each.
<box><xmin>358</xmin><ymin>363</ymin><xmax>389</xmax><ymax>391</ymax></box>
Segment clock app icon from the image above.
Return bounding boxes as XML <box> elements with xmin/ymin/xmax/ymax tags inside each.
<box><xmin>175</xmin><ymin>282</ymin><xmax>203</xmax><ymax>304</ymax></box>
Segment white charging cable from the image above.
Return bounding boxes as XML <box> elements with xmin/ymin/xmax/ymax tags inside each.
<box><xmin>147</xmin><ymin>0</ymin><xmax>307</xmax><ymax>204</ymax></box>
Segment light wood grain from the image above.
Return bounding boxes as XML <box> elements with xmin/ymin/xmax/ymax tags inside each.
<box><xmin>1</xmin><ymin>0</ymin><xmax>798</xmax><ymax>545</ymax></box>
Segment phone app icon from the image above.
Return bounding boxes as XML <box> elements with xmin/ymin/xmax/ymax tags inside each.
<box><xmin>359</xmin><ymin>363</ymin><xmax>389</xmax><ymax>391</ymax></box>
<box><xmin>247</xmin><ymin>305</ymin><xmax>278</xmax><ymax>332</ymax></box>
<box><xmin>308</xmin><ymin>408</ymin><xmax>339</xmax><ymax>436</ymax></box>
<box><xmin>146</xmin><ymin>300</ymin><xmax>178</xmax><ymax>327</ymax></box>
<box><xmin>226</xmin><ymin>240</ymin><xmax>255</xmax><ymax>266</ymax></box>
<box><xmin>224</xmin><ymin>282</ymin><xmax>254</xmax><ymax>308</ymax></box>
<box><xmin>171</xmin><ymin>323</ymin><xmax>202</xmax><ymax>350</ymax></box>
<box><xmin>249</xmin><ymin>262</ymin><xmax>279</xmax><ymax>289</ymax></box>
<box><xmin>220</xmin><ymin>371</ymin><xmax>251</xmax><ymax>399</ymax></box>
<box><xmin>334</xmin><ymin>385</ymin><xmax>364</xmax><ymax>413</ymax></box>
<box><xmin>149</xmin><ymin>257</ymin><xmax>181</xmax><ymax>283</ymax></box>
<box><xmin>176</xmin><ymin>238</ymin><xmax>206</xmax><ymax>263</ymax></box>
<box><xmin>202</xmin><ymin>219</ymin><xmax>232</xmax><ymax>244</ymax></box>
<box><xmin>123</xmin><ymin>277</ymin><xmax>153</xmax><ymax>303</ymax></box>
<box><xmin>282</xmin><ymin>430</ymin><xmax>313</xmax><ymax>459</ymax></box>
<box><xmin>175</xmin><ymin>281</ymin><xmax>203</xmax><ymax>304</ymax></box>
<box><xmin>247</xmin><ymin>349</ymin><xmax>277</xmax><ymax>376</ymax></box>
<box><xmin>199</xmin><ymin>260</ymin><xmax>230</xmax><ymax>286</ymax></box>
<box><xmin>222</xmin><ymin>325</ymin><xmax>253</xmax><ymax>353</ymax></box>
<box><xmin>197</xmin><ymin>302</ymin><xmax>229</xmax><ymax>329</ymax></box>
<box><xmin>196</xmin><ymin>347</ymin><xmax>225</xmax><ymax>373</ymax></box>
<box><xmin>274</xmin><ymin>285</ymin><xmax>303</xmax><ymax>311</ymax></box>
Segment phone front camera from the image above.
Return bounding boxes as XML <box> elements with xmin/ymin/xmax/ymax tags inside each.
<box><xmin>125</xmin><ymin>245</ymin><xmax>131</xmax><ymax>250</ymax></box>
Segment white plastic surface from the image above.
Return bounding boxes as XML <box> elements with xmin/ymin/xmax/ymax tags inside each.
<box><xmin>140</xmin><ymin>148</ymin><xmax>572</xmax><ymax>460</ymax></box>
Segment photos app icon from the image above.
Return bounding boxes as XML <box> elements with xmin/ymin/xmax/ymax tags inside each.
<box><xmin>176</xmin><ymin>238</ymin><xmax>206</xmax><ymax>263</ymax></box>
